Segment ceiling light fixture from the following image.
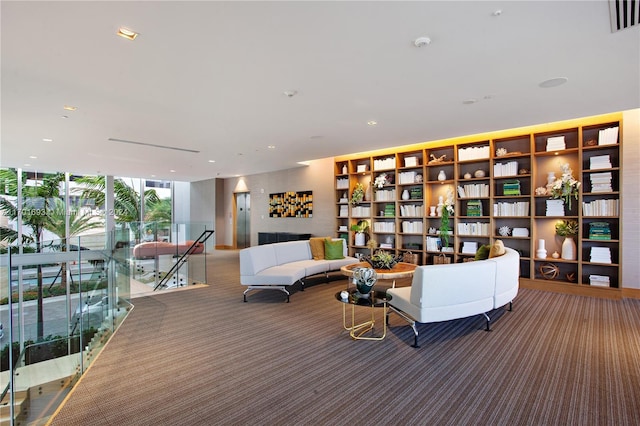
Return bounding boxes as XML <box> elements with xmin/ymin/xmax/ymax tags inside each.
<box><xmin>42</xmin><ymin>138</ymin><xmax>53</xmax><ymax>142</ymax></box>
<box><xmin>63</xmin><ymin>105</ymin><xmax>77</xmax><ymax>111</ymax></box>
<box><xmin>283</xmin><ymin>90</ymin><xmax>298</xmax><ymax>98</ymax></box>
<box><xmin>462</xmin><ymin>99</ymin><xmax>477</xmax><ymax>105</ymax></box>
<box><xmin>539</xmin><ymin>77</ymin><xmax>568</xmax><ymax>88</ymax></box>
<box><xmin>492</xmin><ymin>9</ymin><xmax>503</xmax><ymax>16</ymax></box>
<box><xmin>29</xmin><ymin>156</ymin><xmax>37</xmax><ymax>159</ymax></box>
<box><xmin>208</xmin><ymin>160</ymin><xmax>216</xmax><ymax>163</ymax></box>
<box><xmin>414</xmin><ymin>37</ymin><xmax>431</xmax><ymax>47</ymax></box>
<box><xmin>367</xmin><ymin>120</ymin><xmax>378</xmax><ymax>126</ymax></box>
<box><xmin>268</xmin><ymin>145</ymin><xmax>276</xmax><ymax>149</ymax></box>
<box><xmin>117</xmin><ymin>27</ymin><xmax>139</xmax><ymax>40</ymax></box>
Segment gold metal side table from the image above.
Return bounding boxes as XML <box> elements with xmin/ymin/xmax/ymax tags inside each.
<box><xmin>335</xmin><ymin>290</ymin><xmax>392</xmax><ymax>341</ymax></box>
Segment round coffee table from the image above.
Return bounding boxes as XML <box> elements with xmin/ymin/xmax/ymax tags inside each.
<box><xmin>335</xmin><ymin>289</ymin><xmax>392</xmax><ymax>340</ymax></box>
<box><xmin>340</xmin><ymin>262</ymin><xmax>417</xmax><ymax>287</ymax></box>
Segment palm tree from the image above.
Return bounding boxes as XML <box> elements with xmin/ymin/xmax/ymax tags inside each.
<box><xmin>74</xmin><ymin>176</ymin><xmax>162</xmax><ymax>241</ymax></box>
<box><xmin>0</xmin><ymin>169</ymin><xmax>64</xmax><ymax>339</ymax></box>
<box><xmin>45</xmin><ymin>197</ymin><xmax>105</xmax><ymax>289</ymax></box>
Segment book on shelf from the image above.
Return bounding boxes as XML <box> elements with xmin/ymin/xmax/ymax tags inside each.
<box><xmin>589</xmin><ymin>154</ymin><xmax>612</xmax><ymax>169</ymax></box>
<box><xmin>589</xmin><ymin>275</ymin><xmax>610</xmax><ymax>287</ymax></box>
<box><xmin>589</xmin><ymin>172</ymin><xmax>612</xmax><ymax>193</ymax></box>
<box><xmin>461</xmin><ymin>241</ymin><xmax>478</xmax><ymax>254</ymax></box>
<box><xmin>590</xmin><ymin>247</ymin><xmax>612</xmax><ymax>264</ymax></box>
<box><xmin>466</xmin><ymin>200</ymin><xmax>483</xmax><ymax>216</ymax></box>
<box><xmin>493</xmin><ymin>161</ymin><xmax>518</xmax><ymax>177</ymax></box>
<box><xmin>589</xmin><ymin>222</ymin><xmax>611</xmax><ymax>240</ymax></box>
<box><xmin>502</xmin><ymin>180</ymin><xmax>521</xmax><ymax>196</ymax></box>
<box><xmin>582</xmin><ymin>199</ymin><xmax>619</xmax><ymax>216</ymax></box>
<box><xmin>546</xmin><ymin>199</ymin><xmax>565</xmax><ymax>216</ymax></box>
<box><xmin>598</xmin><ymin>127</ymin><xmax>619</xmax><ymax>146</ymax></box>
<box><xmin>546</xmin><ymin>136</ymin><xmax>566</xmax><ymax>151</ymax></box>
<box><xmin>410</xmin><ymin>187</ymin><xmax>423</xmax><ymax>199</ymax></box>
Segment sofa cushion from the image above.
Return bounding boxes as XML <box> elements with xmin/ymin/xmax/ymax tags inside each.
<box><xmin>475</xmin><ymin>244</ymin><xmax>491</xmax><ymax>260</ymax></box>
<box><xmin>324</xmin><ymin>239</ymin><xmax>344</xmax><ymax>260</ymax></box>
<box><xmin>489</xmin><ymin>240</ymin><xmax>506</xmax><ymax>258</ymax></box>
<box><xmin>309</xmin><ymin>237</ymin><xmax>327</xmax><ymax>260</ymax></box>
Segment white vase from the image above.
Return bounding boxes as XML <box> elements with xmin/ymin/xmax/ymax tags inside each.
<box><xmin>437</xmin><ymin>170</ymin><xmax>446</xmax><ymax>181</ymax></box>
<box><xmin>536</xmin><ymin>239</ymin><xmax>547</xmax><ymax>259</ymax></box>
<box><xmin>401</xmin><ymin>189</ymin><xmax>410</xmax><ymax>200</ymax></box>
<box><xmin>547</xmin><ymin>172</ymin><xmax>556</xmax><ymax>186</ymax></box>
<box><xmin>364</xmin><ymin>184</ymin><xmax>371</xmax><ymax>201</ymax></box>
<box><xmin>561</xmin><ymin>236</ymin><xmax>576</xmax><ymax>260</ymax></box>
<box><xmin>355</xmin><ymin>232</ymin><xmax>365</xmax><ymax>246</ymax></box>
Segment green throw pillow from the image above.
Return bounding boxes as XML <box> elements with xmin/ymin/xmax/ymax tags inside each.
<box><xmin>324</xmin><ymin>239</ymin><xmax>344</xmax><ymax>260</ymax></box>
<box><xmin>475</xmin><ymin>244</ymin><xmax>491</xmax><ymax>261</ymax></box>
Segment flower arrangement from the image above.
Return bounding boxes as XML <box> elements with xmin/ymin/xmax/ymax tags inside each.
<box><xmin>439</xmin><ymin>187</ymin><xmax>455</xmax><ymax>249</ymax></box>
<box><xmin>350</xmin><ymin>183</ymin><xmax>365</xmax><ymax>205</ymax></box>
<box><xmin>374</xmin><ymin>173</ymin><xmax>388</xmax><ymax>189</ymax></box>
<box><xmin>550</xmin><ymin>163</ymin><xmax>581</xmax><ymax>209</ymax></box>
<box><xmin>555</xmin><ymin>220</ymin><xmax>579</xmax><ymax>237</ymax></box>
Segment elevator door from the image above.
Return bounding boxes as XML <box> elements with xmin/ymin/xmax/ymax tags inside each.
<box><xmin>235</xmin><ymin>192</ymin><xmax>250</xmax><ymax>248</ymax></box>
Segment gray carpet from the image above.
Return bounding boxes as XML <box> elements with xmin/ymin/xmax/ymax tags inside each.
<box><xmin>49</xmin><ymin>250</ymin><xmax>640</xmax><ymax>425</ymax></box>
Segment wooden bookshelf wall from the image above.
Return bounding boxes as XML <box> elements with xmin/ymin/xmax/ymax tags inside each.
<box><xmin>335</xmin><ymin>113</ymin><xmax>623</xmax><ymax>298</ymax></box>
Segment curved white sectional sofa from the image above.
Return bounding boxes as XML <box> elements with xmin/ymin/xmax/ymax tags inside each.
<box><xmin>239</xmin><ymin>239</ymin><xmax>358</xmax><ymax>302</ymax></box>
<box><xmin>386</xmin><ymin>247</ymin><xmax>520</xmax><ymax>347</ymax></box>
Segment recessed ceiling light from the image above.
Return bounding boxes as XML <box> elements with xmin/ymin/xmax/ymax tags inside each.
<box><xmin>208</xmin><ymin>160</ymin><xmax>216</xmax><ymax>163</ymax></box>
<box><xmin>29</xmin><ymin>156</ymin><xmax>37</xmax><ymax>159</ymax></box>
<box><xmin>268</xmin><ymin>145</ymin><xmax>276</xmax><ymax>149</ymax></box>
<box><xmin>367</xmin><ymin>120</ymin><xmax>378</xmax><ymax>126</ymax></box>
<box><xmin>539</xmin><ymin>77</ymin><xmax>568</xmax><ymax>88</ymax></box>
<box><xmin>492</xmin><ymin>9</ymin><xmax>503</xmax><ymax>16</ymax></box>
<box><xmin>61</xmin><ymin>115</ymin><xmax>69</xmax><ymax>119</ymax></box>
<box><xmin>283</xmin><ymin>90</ymin><xmax>298</xmax><ymax>98</ymax></box>
<box><xmin>42</xmin><ymin>138</ymin><xmax>53</xmax><ymax>142</ymax></box>
<box><xmin>462</xmin><ymin>99</ymin><xmax>478</xmax><ymax>105</ymax></box>
<box><xmin>117</xmin><ymin>27</ymin><xmax>139</xmax><ymax>40</ymax></box>
<box><xmin>414</xmin><ymin>37</ymin><xmax>431</xmax><ymax>47</ymax></box>
<box><xmin>24</xmin><ymin>163</ymin><xmax>31</xmax><ymax>167</ymax></box>
<box><xmin>63</xmin><ymin>105</ymin><xmax>77</xmax><ymax>111</ymax></box>
<box><xmin>151</xmin><ymin>174</ymin><xmax>156</xmax><ymax>177</ymax></box>
<box><xmin>169</xmin><ymin>169</ymin><xmax>176</xmax><ymax>173</ymax></box>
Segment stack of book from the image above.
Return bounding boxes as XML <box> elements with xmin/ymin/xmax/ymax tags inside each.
<box><xmin>546</xmin><ymin>199</ymin><xmax>565</xmax><ymax>216</ymax></box>
<box><xmin>598</xmin><ymin>126</ymin><xmax>619</xmax><ymax>145</ymax></box>
<box><xmin>502</xmin><ymin>180</ymin><xmax>521</xmax><ymax>196</ymax></box>
<box><xmin>590</xmin><ymin>247</ymin><xmax>612</xmax><ymax>264</ymax></box>
<box><xmin>589</xmin><ymin>172</ymin><xmax>612</xmax><ymax>193</ymax></box>
<box><xmin>494</xmin><ymin>161</ymin><xmax>518</xmax><ymax>177</ymax></box>
<box><xmin>339</xmin><ymin>205</ymin><xmax>348</xmax><ymax>217</ymax></box>
<box><xmin>401</xmin><ymin>221</ymin><xmax>423</xmax><ymax>233</ymax></box>
<box><xmin>589</xmin><ymin>222</ymin><xmax>611</xmax><ymax>240</ymax></box>
<box><xmin>398</xmin><ymin>171</ymin><xmax>417</xmax><ymax>184</ymax></box>
<box><xmin>466</xmin><ymin>200</ymin><xmax>483</xmax><ymax>216</ymax></box>
<box><xmin>385</xmin><ymin>203</ymin><xmax>396</xmax><ymax>217</ymax></box>
<box><xmin>589</xmin><ymin>275</ymin><xmax>610</xmax><ymax>287</ymax></box>
<box><xmin>546</xmin><ymin>136</ymin><xmax>566</xmax><ymax>151</ymax></box>
<box><xmin>582</xmin><ymin>199</ymin><xmax>619</xmax><ymax>216</ymax></box>
<box><xmin>458</xmin><ymin>145</ymin><xmax>490</xmax><ymax>161</ymax></box>
<box><xmin>410</xmin><ymin>187</ymin><xmax>423</xmax><ymax>199</ymax></box>
<box><xmin>589</xmin><ymin>154</ymin><xmax>612</xmax><ymax>169</ymax></box>
<box><xmin>461</xmin><ymin>241</ymin><xmax>478</xmax><ymax>254</ymax></box>
<box><xmin>425</xmin><ymin>236</ymin><xmax>442</xmax><ymax>252</ymax></box>
<box><xmin>512</xmin><ymin>228</ymin><xmax>529</xmax><ymax>237</ymax></box>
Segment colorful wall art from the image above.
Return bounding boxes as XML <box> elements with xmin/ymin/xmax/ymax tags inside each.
<box><xmin>269</xmin><ymin>191</ymin><xmax>313</xmax><ymax>218</ymax></box>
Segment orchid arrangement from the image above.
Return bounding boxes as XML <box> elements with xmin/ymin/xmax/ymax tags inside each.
<box><xmin>439</xmin><ymin>187</ymin><xmax>455</xmax><ymax>248</ymax></box>
<box><xmin>374</xmin><ymin>173</ymin><xmax>388</xmax><ymax>189</ymax></box>
<box><xmin>550</xmin><ymin>163</ymin><xmax>581</xmax><ymax>209</ymax></box>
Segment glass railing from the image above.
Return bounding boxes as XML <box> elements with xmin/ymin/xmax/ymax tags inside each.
<box><xmin>0</xmin><ymin>232</ymin><xmax>132</xmax><ymax>425</ymax></box>
<box><xmin>127</xmin><ymin>222</ymin><xmax>213</xmax><ymax>291</ymax></box>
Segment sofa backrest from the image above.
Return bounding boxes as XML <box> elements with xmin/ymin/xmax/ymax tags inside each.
<box><xmin>492</xmin><ymin>247</ymin><xmax>520</xmax><ymax>304</ymax></box>
<box><xmin>410</xmin><ymin>260</ymin><xmax>497</xmax><ymax>308</ymax></box>
<box><xmin>273</xmin><ymin>240</ymin><xmax>312</xmax><ymax>265</ymax></box>
<box><xmin>239</xmin><ymin>244</ymin><xmax>277</xmax><ymax>276</ymax></box>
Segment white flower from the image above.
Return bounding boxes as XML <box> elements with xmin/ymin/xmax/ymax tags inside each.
<box><xmin>374</xmin><ymin>173</ymin><xmax>387</xmax><ymax>189</ymax></box>
<box><xmin>550</xmin><ymin>163</ymin><xmax>581</xmax><ymax>209</ymax></box>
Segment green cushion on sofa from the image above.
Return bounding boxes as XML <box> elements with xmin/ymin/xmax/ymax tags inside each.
<box><xmin>475</xmin><ymin>244</ymin><xmax>491</xmax><ymax>260</ymax></box>
<box><xmin>324</xmin><ymin>239</ymin><xmax>344</xmax><ymax>260</ymax></box>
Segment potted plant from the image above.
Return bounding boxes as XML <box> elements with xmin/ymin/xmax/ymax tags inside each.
<box><xmin>555</xmin><ymin>220</ymin><xmax>578</xmax><ymax>260</ymax></box>
<box><xmin>350</xmin><ymin>219</ymin><xmax>369</xmax><ymax>246</ymax></box>
<box><xmin>350</xmin><ymin>183</ymin><xmax>365</xmax><ymax>205</ymax></box>
<box><xmin>363</xmin><ymin>249</ymin><xmax>403</xmax><ymax>270</ymax></box>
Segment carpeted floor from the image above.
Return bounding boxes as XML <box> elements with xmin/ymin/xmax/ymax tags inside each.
<box><xmin>49</xmin><ymin>250</ymin><xmax>640</xmax><ymax>425</ymax></box>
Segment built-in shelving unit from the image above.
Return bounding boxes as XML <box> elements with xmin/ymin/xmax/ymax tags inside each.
<box><xmin>335</xmin><ymin>113</ymin><xmax>623</xmax><ymax>298</ymax></box>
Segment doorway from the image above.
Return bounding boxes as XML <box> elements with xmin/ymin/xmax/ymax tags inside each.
<box><xmin>235</xmin><ymin>192</ymin><xmax>250</xmax><ymax>248</ymax></box>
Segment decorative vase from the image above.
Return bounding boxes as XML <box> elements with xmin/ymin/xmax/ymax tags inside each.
<box><xmin>364</xmin><ymin>184</ymin><xmax>371</xmax><ymax>201</ymax></box>
<box><xmin>355</xmin><ymin>232</ymin><xmax>365</xmax><ymax>246</ymax></box>
<box><xmin>353</xmin><ymin>267</ymin><xmax>377</xmax><ymax>296</ymax></box>
<box><xmin>547</xmin><ymin>172</ymin><xmax>556</xmax><ymax>185</ymax></box>
<box><xmin>437</xmin><ymin>170</ymin><xmax>446</xmax><ymax>181</ymax></box>
<box><xmin>536</xmin><ymin>239</ymin><xmax>547</xmax><ymax>259</ymax></box>
<box><xmin>402</xmin><ymin>189</ymin><xmax>410</xmax><ymax>200</ymax></box>
<box><xmin>429</xmin><ymin>206</ymin><xmax>436</xmax><ymax>216</ymax></box>
<box><xmin>342</xmin><ymin>164</ymin><xmax>347</xmax><ymax>174</ymax></box>
<box><xmin>561</xmin><ymin>237</ymin><xmax>576</xmax><ymax>260</ymax></box>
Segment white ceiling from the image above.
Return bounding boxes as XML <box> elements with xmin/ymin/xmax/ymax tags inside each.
<box><xmin>1</xmin><ymin>1</ymin><xmax>639</xmax><ymax>182</ymax></box>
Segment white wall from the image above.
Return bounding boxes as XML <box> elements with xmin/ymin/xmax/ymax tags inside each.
<box><xmin>220</xmin><ymin>158</ymin><xmax>336</xmax><ymax>247</ymax></box>
<box><xmin>621</xmin><ymin>109</ymin><xmax>639</xmax><ymax>289</ymax></box>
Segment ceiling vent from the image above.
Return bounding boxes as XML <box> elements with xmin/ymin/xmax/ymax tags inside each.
<box><xmin>609</xmin><ymin>0</ymin><xmax>640</xmax><ymax>32</ymax></box>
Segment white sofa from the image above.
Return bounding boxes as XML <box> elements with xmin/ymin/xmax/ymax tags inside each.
<box><xmin>239</xmin><ymin>238</ymin><xmax>358</xmax><ymax>302</ymax></box>
<box><xmin>386</xmin><ymin>247</ymin><xmax>520</xmax><ymax>347</ymax></box>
